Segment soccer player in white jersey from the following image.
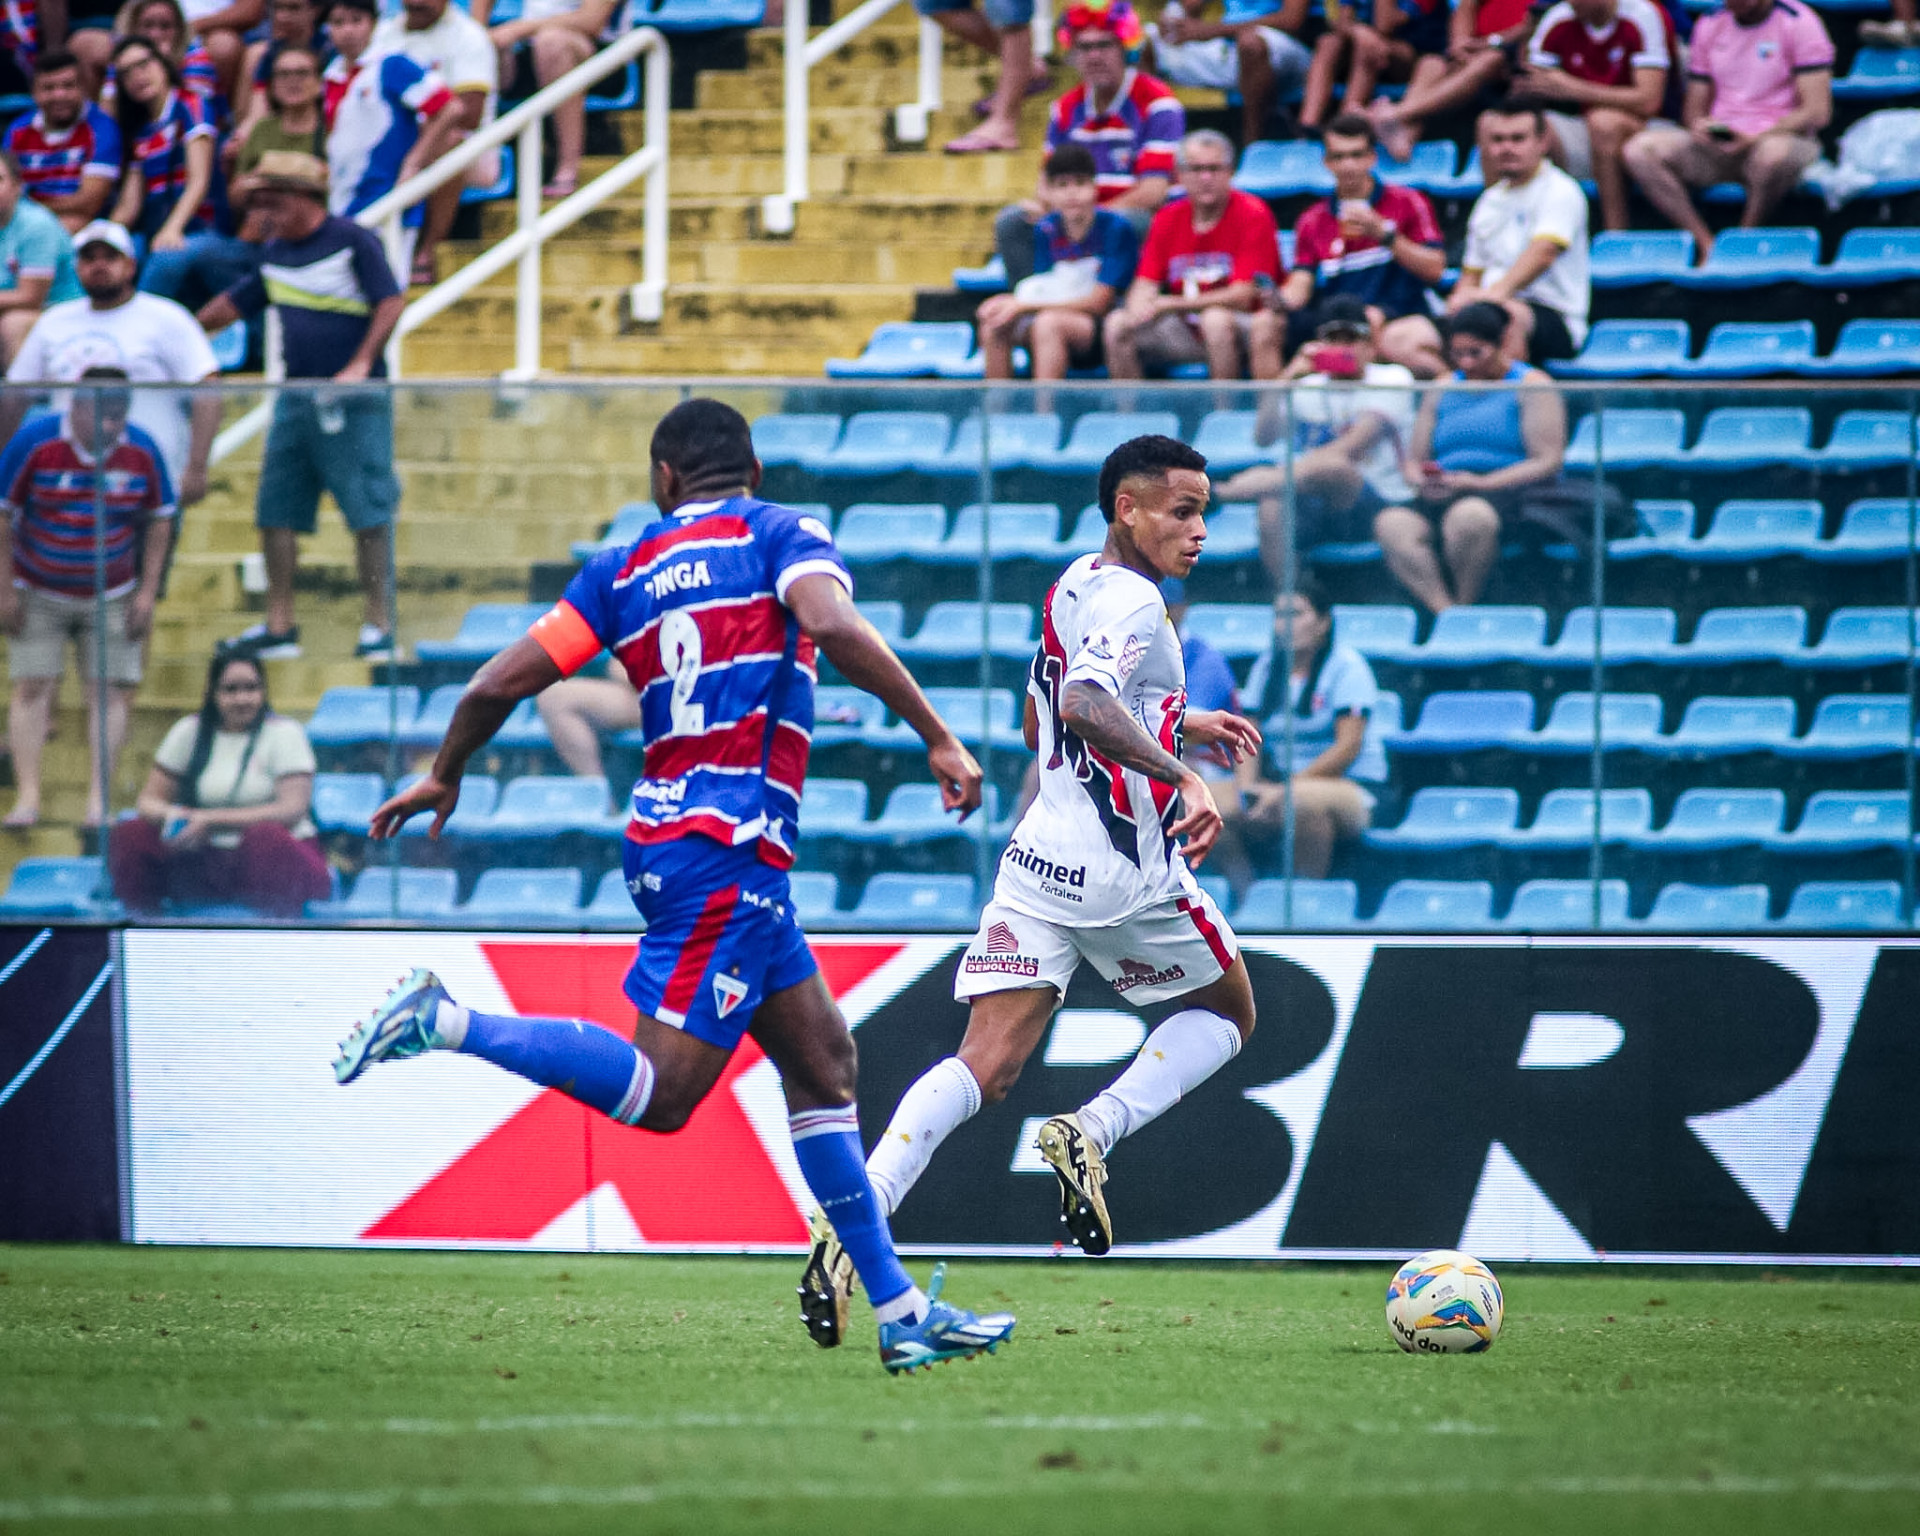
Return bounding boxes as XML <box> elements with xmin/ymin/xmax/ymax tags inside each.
<box><xmin>799</xmin><ymin>435</ymin><xmax>1263</xmax><ymax>1338</ymax></box>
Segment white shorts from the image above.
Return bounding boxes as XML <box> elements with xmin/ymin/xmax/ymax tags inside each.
<box><xmin>1545</xmin><ymin>110</ymin><xmax>1675</xmax><ymax>179</ymax></box>
<box><xmin>954</xmin><ymin>887</ymin><xmax>1237</xmax><ymax>1007</ymax></box>
<box><xmin>1147</xmin><ymin>24</ymin><xmax>1310</xmax><ymax>93</ymax></box>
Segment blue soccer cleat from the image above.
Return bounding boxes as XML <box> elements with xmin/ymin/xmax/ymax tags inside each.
<box><xmin>333</xmin><ymin>968</ymin><xmax>451</xmax><ymax>1084</ymax></box>
<box><xmin>878</xmin><ymin>1263</ymin><xmax>1016</xmax><ymax>1375</ymax></box>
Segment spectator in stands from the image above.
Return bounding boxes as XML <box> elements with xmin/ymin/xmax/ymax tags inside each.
<box><xmin>378</xmin><ymin>0</ymin><xmax>500</xmax><ymax>286</ymax></box>
<box><xmin>1622</xmin><ymin>0</ymin><xmax>1832</xmax><ymax>259</ymax></box>
<box><xmin>7</xmin><ymin>220</ymin><xmax>221</xmax><ymax>511</ymax></box>
<box><xmin>231</xmin><ymin>41</ymin><xmax>327</xmax><ymax>192</ymax></box>
<box><xmin>925</xmin><ymin>0</ymin><xmax>1041</xmax><ymax>156</ymax></box>
<box><xmin>1452</xmin><ymin>102</ymin><xmax>1589</xmax><ymax>364</ymax></box>
<box><xmin>108</xmin><ymin>645</ymin><xmax>333</xmax><ymax>916</ymax></box>
<box><xmin>176</xmin><ymin>0</ymin><xmax>267</xmax><ymax>103</ymax></box>
<box><xmin>488</xmin><ymin>0</ymin><xmax>621</xmax><ymax>198</ymax></box>
<box><xmin>0</xmin><ymin>152</ymin><xmax>84</xmax><ymax>364</ymax></box>
<box><xmin>1104</xmin><ymin>128</ymin><xmax>1282</xmax><ymax>380</ymax></box>
<box><xmin>1224</xmin><ymin>295</ymin><xmax>1417</xmax><ymax>586</ymax></box>
<box><xmin>0</xmin><ymin>367</ymin><xmax>176</xmax><ymax>830</ymax></box>
<box><xmin>196</xmin><ymin>151</ymin><xmax>403</xmax><ymax>661</ymax></box>
<box><xmin>992</xmin><ymin>1</ymin><xmax>1180</xmax><ymax>288</ymax></box>
<box><xmin>1373</xmin><ymin>300</ymin><xmax>1565</xmax><ymax>613</ymax></box>
<box><xmin>113</xmin><ymin>0</ymin><xmax>223</xmax><ymax>104</ymax></box>
<box><xmin>228</xmin><ymin>0</ymin><xmax>329</xmax><ymax>155</ymax></box>
<box><xmin>1860</xmin><ymin>3</ymin><xmax>1918</xmax><ymax>49</ymax></box>
<box><xmin>539</xmin><ymin>666</ymin><xmax>638</xmax><ymax>777</ymax></box>
<box><xmin>10</xmin><ymin>51</ymin><xmax>125</xmax><ymax>234</ymax></box>
<box><xmin>1517</xmin><ymin>0</ymin><xmax>1673</xmax><ymax>232</ymax></box>
<box><xmin>976</xmin><ymin>143</ymin><xmax>1137</xmax><ymax>382</ymax></box>
<box><xmin>1262</xmin><ymin>112</ymin><xmax>1446</xmax><ymax>376</ymax></box>
<box><xmin>1299</xmin><ymin>0</ymin><xmax>1452</xmax><ymax>137</ymax></box>
<box><xmin>324</xmin><ymin>0</ymin><xmax>461</xmax><ymax>267</ymax></box>
<box><xmin>64</xmin><ymin>0</ymin><xmax>129</xmax><ymax>97</ymax></box>
<box><xmin>1145</xmin><ymin>0</ymin><xmax>1311</xmax><ymax>147</ymax></box>
<box><xmin>1369</xmin><ymin>0</ymin><xmax>1533</xmax><ymax>160</ymax></box>
<box><xmin>1221</xmin><ymin>575</ymin><xmax>1384</xmax><ymax>883</ymax></box>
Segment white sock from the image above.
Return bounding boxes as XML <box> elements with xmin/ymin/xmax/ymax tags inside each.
<box><xmin>1075</xmin><ymin>1008</ymin><xmax>1243</xmax><ymax>1156</ymax></box>
<box><xmin>864</xmin><ymin>1057</ymin><xmax>983</xmax><ymax>1217</ymax></box>
<box><xmin>432</xmin><ymin>999</ymin><xmax>469</xmax><ymax>1050</ymax></box>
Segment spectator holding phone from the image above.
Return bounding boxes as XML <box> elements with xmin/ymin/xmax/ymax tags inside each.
<box><xmin>1622</xmin><ymin>0</ymin><xmax>1830</xmax><ymax>260</ymax></box>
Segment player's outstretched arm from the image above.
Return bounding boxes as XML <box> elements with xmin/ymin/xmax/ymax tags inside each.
<box><xmin>1183</xmin><ymin>708</ymin><xmax>1263</xmax><ymax>765</ymax></box>
<box><xmin>785</xmin><ymin>573</ymin><xmax>983</xmax><ymax>819</ymax></box>
<box><xmin>1060</xmin><ymin>680</ymin><xmax>1224</xmax><ymax>866</ymax></box>
<box><xmin>368</xmin><ymin>637</ymin><xmax>564</xmax><ymax>839</ymax></box>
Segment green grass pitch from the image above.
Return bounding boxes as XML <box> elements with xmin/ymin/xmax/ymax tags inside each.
<box><xmin>3</xmin><ymin>1245</ymin><xmax>1918</xmax><ymax>1535</ymax></box>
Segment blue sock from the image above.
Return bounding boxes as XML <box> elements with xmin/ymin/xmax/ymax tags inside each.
<box><xmin>790</xmin><ymin>1107</ymin><xmax>923</xmax><ymax>1320</ymax></box>
<box><xmin>455</xmin><ymin>1008</ymin><xmax>655</xmax><ymax>1126</ymax></box>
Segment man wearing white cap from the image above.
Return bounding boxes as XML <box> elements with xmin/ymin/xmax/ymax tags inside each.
<box><xmin>4</xmin><ymin>219</ymin><xmax>221</xmax><ymax>509</ymax></box>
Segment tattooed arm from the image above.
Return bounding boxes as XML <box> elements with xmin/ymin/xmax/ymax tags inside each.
<box><xmin>1060</xmin><ymin>680</ymin><xmax>1224</xmax><ymax>866</ymax></box>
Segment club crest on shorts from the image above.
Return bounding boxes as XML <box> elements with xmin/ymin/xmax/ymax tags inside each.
<box><xmin>712</xmin><ymin>971</ymin><xmax>750</xmax><ymax>1019</ymax></box>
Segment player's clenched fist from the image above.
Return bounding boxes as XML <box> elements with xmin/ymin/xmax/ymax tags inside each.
<box><xmin>928</xmin><ymin>734</ymin><xmax>984</xmax><ymax>820</ymax></box>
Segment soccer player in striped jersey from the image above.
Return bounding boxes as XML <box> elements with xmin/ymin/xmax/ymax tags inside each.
<box><xmin>802</xmin><ymin>436</ymin><xmax>1264</xmax><ymax>1336</ymax></box>
<box><xmin>332</xmin><ymin>398</ymin><xmax>1015</xmax><ymax>1375</ymax></box>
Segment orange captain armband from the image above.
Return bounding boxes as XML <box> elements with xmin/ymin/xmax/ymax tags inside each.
<box><xmin>529</xmin><ymin>601</ymin><xmax>603</xmax><ymax>677</ymax></box>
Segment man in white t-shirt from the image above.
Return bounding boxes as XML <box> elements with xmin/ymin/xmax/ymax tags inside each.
<box><xmin>375</xmin><ymin>0</ymin><xmax>499</xmax><ymax>284</ymax></box>
<box><xmin>4</xmin><ymin>221</ymin><xmax>220</xmax><ymax>506</ymax></box>
<box><xmin>1453</xmin><ymin>103</ymin><xmax>1591</xmax><ymax>365</ymax></box>
<box><xmin>799</xmin><ymin>436</ymin><xmax>1265</xmax><ymax>1327</ymax></box>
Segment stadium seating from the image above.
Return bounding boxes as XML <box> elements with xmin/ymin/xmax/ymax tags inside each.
<box><xmin>1235</xmin><ymin>878</ymin><xmax>1359</xmax><ymax>930</ymax></box>
<box><xmin>825</xmin><ymin>323</ymin><xmax>975</xmax><ymax>379</ymax></box>
<box><xmin>1778</xmin><ymin>881</ymin><xmax>1904</xmax><ymax>930</ymax></box>
<box><xmin>1362</xmin><ymin>788</ymin><xmax>1521</xmax><ymax>851</ymax></box>
<box><xmin>416</xmin><ymin>604</ymin><xmax>548</xmax><ymax>667</ymax></box>
<box><xmin>1372</xmin><ymin>880</ymin><xmax>1496</xmax><ymax>929</ymax></box>
<box><xmin>307</xmin><ymin>687</ymin><xmax>420</xmax><ymax>751</ymax></box>
<box><xmin>1504</xmin><ymin>879</ymin><xmax>1632</xmax><ymax>930</ymax></box>
<box><xmin>849</xmin><ymin>873</ymin><xmax>981</xmax><ymax>930</ymax></box>
<box><xmin>1642</xmin><ymin>883</ymin><xmax>1772</xmax><ymax>930</ymax></box>
<box><xmin>0</xmin><ymin>857</ymin><xmax>107</xmax><ymax>916</ymax></box>
<box><xmin>462</xmin><ymin>868</ymin><xmax>584</xmax><ymax>923</ymax></box>
<box><xmin>309</xmin><ymin>867</ymin><xmax>460</xmax><ymax>921</ymax></box>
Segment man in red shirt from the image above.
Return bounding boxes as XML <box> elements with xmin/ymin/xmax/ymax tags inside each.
<box><xmin>1104</xmin><ymin>129</ymin><xmax>1283</xmax><ymax>379</ymax></box>
<box><xmin>1518</xmin><ymin>0</ymin><xmax>1673</xmax><ymax>230</ymax></box>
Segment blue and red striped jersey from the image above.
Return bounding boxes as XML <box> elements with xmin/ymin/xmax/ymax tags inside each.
<box><xmin>8</xmin><ymin>105</ymin><xmax>124</xmax><ymax>206</ymax></box>
<box><xmin>535</xmin><ymin>495</ymin><xmax>852</xmax><ymax>868</ymax></box>
<box><xmin>0</xmin><ymin>412</ymin><xmax>177</xmax><ymax>600</ymax></box>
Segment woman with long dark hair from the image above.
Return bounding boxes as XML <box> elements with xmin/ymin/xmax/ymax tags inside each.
<box><xmin>108</xmin><ymin>645</ymin><xmax>333</xmax><ymax>915</ymax></box>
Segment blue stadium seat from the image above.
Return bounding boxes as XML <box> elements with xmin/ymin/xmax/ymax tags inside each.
<box><xmin>1372</xmin><ymin>691</ymin><xmax>1404</xmax><ymax>740</ymax></box>
<box><xmin>1790</xmin><ymin>606</ymin><xmax>1915</xmax><ymax>666</ymax></box>
<box><xmin>818</xmin><ymin>411</ymin><xmax>954</xmax><ymax>476</ymax></box>
<box><xmin>1608</xmin><ymin>500</ymin><xmax>1697</xmax><ymax>560</ymax></box>
<box><xmin>416</xmin><ymin>604</ymin><xmax>549</xmax><ymax>667</ymax></box>
<box><xmin>1391</xmin><ymin>691</ymin><xmax>1534</xmax><ymax>753</ymax></box>
<box><xmin>400</xmin><ymin>685</ymin><xmax>468</xmax><ymax>749</ymax></box>
<box><xmin>312</xmin><ymin>773</ymin><xmax>385</xmax><ymax>835</ymax></box>
<box><xmin>800</xmin><ymin>778</ymin><xmax>869</xmax><ymax>836</ymax></box>
<box><xmin>894</xmin><ymin>601</ymin><xmax>1035</xmax><ymax>661</ymax></box>
<box><xmin>811</xmin><ymin>687</ymin><xmax>887</xmax><ymax>746</ymax></box>
<box><xmin>1362</xmin><ymin>787</ymin><xmax>1520</xmax><ymax>850</ymax></box>
<box><xmin>1677</xmin><ymin>606</ymin><xmax>1808</xmax><ymax>661</ymax></box>
<box><xmin>1028</xmin><ymin>412</ymin><xmax>1183</xmax><ymax>473</ymax></box>
<box><xmin>395</xmin><ymin>774</ymin><xmax>499</xmax><ymax>840</ymax></box>
<box><xmin>854</xmin><ymin>601</ymin><xmax>906</xmax><ymax>646</ymax></box>
<box><xmin>584</xmin><ymin>867</ymin><xmax>641</xmax><ymax>927</ymax></box>
<box><xmin>849</xmin><ymin>873</ymin><xmax>980</xmax><ymax>930</ymax></box>
<box><xmin>952</xmin><ymin>254</ymin><xmax>1009</xmax><ymax>293</ymax></box>
<box><xmin>1423</xmin><ymin>145</ymin><xmax>1484</xmax><ymax>197</ymax></box>
<box><xmin>1331</xmin><ymin>603</ymin><xmax>1418</xmax><ymax>661</ymax></box>
<box><xmin>1203</xmin><ymin>502</ymin><xmax>1261</xmax><ymax>562</ymax></box>
<box><xmin>1234</xmin><ymin>877</ymin><xmax>1359</xmax><ymax>930</ymax></box>
<box><xmin>855</xmin><ymin>783</ymin><xmax>1002</xmax><ymax>842</ymax></box>
<box><xmin>751</xmin><ymin>413</ymin><xmax>840</xmax><ymax>467</ymax></box>
<box><xmin>1643</xmin><ymin>883</ymin><xmax>1771</xmax><ymax>930</ymax></box>
<box><xmin>1802</xmin><ymin>320</ymin><xmax>1920</xmax><ymax>378</ymax></box>
<box><xmin>1673</xmin><ymin>227</ymin><xmax>1820</xmax><ymax>289</ymax></box>
<box><xmin>1522</xmin><ymin>694</ymin><xmax>1665</xmax><ymax>755</ymax></box>
<box><xmin>1810</xmin><ymin>226</ymin><xmax>1920</xmax><ymax>283</ymax></box>
<box><xmin>1411</xmin><ymin>605</ymin><xmax>1546</xmax><ymax>665</ymax></box>
<box><xmin>868</xmin><ymin>688</ymin><xmax>1023</xmax><ymax>751</ymax></box>
<box><xmin>1686</xmin><ymin>408</ymin><xmax>1815</xmax><ymax>469</ymax></box>
<box><xmin>833</xmin><ymin>503</ymin><xmax>946</xmax><ymax>562</ymax></box>
<box><xmin>472</xmin><ymin>776</ymin><xmax>614</xmax><ymax>838</ymax></box>
<box><xmin>1767</xmin><ymin>791</ymin><xmax>1911</xmax><ymax>853</ymax></box>
<box><xmin>1187</xmin><ymin>603</ymin><xmax>1276</xmax><ymax>660</ymax></box>
<box><xmin>1818</xmin><ymin>411</ymin><xmax>1913</xmax><ymax>468</ymax></box>
<box><xmin>932</xmin><ymin>504</ymin><xmax>1063</xmax><ymax>561</ymax></box>
<box><xmin>1651</xmin><ymin>697</ymin><xmax>1797</xmax><ymax>757</ymax></box>
<box><xmin>1564</xmin><ymin>409</ymin><xmax>1687</xmax><ymax>469</ymax></box>
<box><xmin>1630</xmin><ymin>788</ymin><xmax>1787</xmax><ymax>850</ymax></box>
<box><xmin>1588</xmin><ymin>229</ymin><xmax>1694</xmax><ymax>287</ymax></box>
<box><xmin>209</xmin><ymin>321</ymin><xmax>247</xmax><ymax>371</ymax></box>
<box><xmin>1372</xmin><ymin>879</ymin><xmax>1496</xmax><ymax>929</ymax></box>
<box><xmin>1778</xmin><ymin>882</ymin><xmax>1905</xmax><ymax>930</ymax></box>
<box><xmin>1064</xmin><ymin>504</ymin><xmax>1109</xmax><ymax>555</ymax></box>
<box><xmin>314</xmin><ymin>866</ymin><xmax>459</xmax><ymax>920</ymax></box>
<box><xmin>1831</xmin><ymin>48</ymin><xmax>1920</xmax><ymax>100</ymax></box>
<box><xmin>0</xmin><ymin>857</ymin><xmax>106</xmax><ymax>915</ymax></box>
<box><xmin>1550</xmin><ymin>319</ymin><xmax>1690</xmax><ymax>378</ymax></box>
<box><xmin>825</xmin><ymin>322</ymin><xmax>974</xmax><ymax>378</ymax></box>
<box><xmin>1780</xmin><ymin>694</ymin><xmax>1912</xmax><ymax>758</ymax></box>
<box><xmin>1377</xmin><ymin>140</ymin><xmax>1458</xmax><ymax>190</ymax></box>
<box><xmin>1538</xmin><ymin>607</ymin><xmax>1678</xmax><ymax>666</ymax></box>
<box><xmin>459</xmin><ymin>141</ymin><xmax>513</xmax><ymax>204</ymax></box>
<box><xmin>1691</xmin><ymin>501</ymin><xmax>1824</xmax><ymax>560</ymax></box>
<box><xmin>787</xmin><ymin>871</ymin><xmax>841</xmax><ymax>923</ymax></box>
<box><xmin>920</xmin><ymin>412</ymin><xmax>1063</xmax><ymax>475</ymax></box>
<box><xmin>1678</xmin><ymin>322</ymin><xmax>1817</xmax><ymax>379</ymax></box>
<box><xmin>569</xmin><ymin>500</ymin><xmax>661</xmax><ymax>561</ymax></box>
<box><xmin>463</xmin><ymin>868</ymin><xmax>584</xmax><ymax>922</ymax></box>
<box><xmin>1192</xmin><ymin>410</ymin><xmax>1270</xmax><ymax>475</ymax></box>
<box><xmin>1503</xmin><ymin>879</ymin><xmax>1631</xmax><ymax>929</ymax></box>
<box><xmin>1234</xmin><ymin>138</ymin><xmax>1334</xmax><ymax>198</ymax></box>
<box><xmin>1503</xmin><ymin>788</ymin><xmax>1655</xmax><ymax>847</ymax></box>
<box><xmin>631</xmin><ymin>0</ymin><xmax>765</xmax><ymax>31</ymax></box>
<box><xmin>306</xmin><ymin>686</ymin><xmax>419</xmax><ymax>750</ymax></box>
<box><xmin>1808</xmin><ymin>501</ymin><xmax>1911</xmax><ymax>565</ymax></box>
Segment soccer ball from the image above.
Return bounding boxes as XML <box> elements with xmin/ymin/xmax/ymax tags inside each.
<box><xmin>1385</xmin><ymin>1249</ymin><xmax>1504</xmax><ymax>1354</ymax></box>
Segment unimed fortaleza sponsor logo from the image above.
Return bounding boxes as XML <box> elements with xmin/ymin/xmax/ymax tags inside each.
<box><xmin>1111</xmin><ymin>956</ymin><xmax>1186</xmax><ymax>993</ymax></box>
<box><xmin>964</xmin><ymin>922</ymin><xmax>1039</xmax><ymax>978</ymax></box>
<box><xmin>1004</xmin><ymin>842</ymin><xmax>1087</xmax><ymax>903</ymax></box>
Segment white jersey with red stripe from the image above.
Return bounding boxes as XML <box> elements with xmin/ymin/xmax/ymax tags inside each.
<box><xmin>1001</xmin><ymin>552</ymin><xmax>1198</xmax><ymax>927</ymax></box>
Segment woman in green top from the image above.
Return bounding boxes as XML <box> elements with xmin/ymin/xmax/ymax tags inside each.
<box><xmin>232</xmin><ymin>43</ymin><xmax>325</xmax><ymax>199</ymax></box>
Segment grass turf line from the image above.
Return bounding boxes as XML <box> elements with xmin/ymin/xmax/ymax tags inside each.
<box><xmin>2</xmin><ymin>1244</ymin><xmax>1917</xmax><ymax>1534</ymax></box>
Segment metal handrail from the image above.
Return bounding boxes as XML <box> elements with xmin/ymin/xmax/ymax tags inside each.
<box><xmin>212</xmin><ymin>25</ymin><xmax>670</xmax><ymax>462</ymax></box>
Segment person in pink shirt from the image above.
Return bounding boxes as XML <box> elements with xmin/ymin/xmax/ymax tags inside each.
<box><xmin>1621</xmin><ymin>0</ymin><xmax>1831</xmax><ymax>260</ymax></box>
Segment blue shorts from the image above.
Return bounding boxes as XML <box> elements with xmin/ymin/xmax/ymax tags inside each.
<box><xmin>914</xmin><ymin>0</ymin><xmax>1033</xmax><ymax>27</ymax></box>
<box><xmin>620</xmin><ymin>836</ymin><xmax>819</xmax><ymax>1051</ymax></box>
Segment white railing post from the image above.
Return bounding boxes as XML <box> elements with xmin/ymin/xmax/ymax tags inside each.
<box><xmin>763</xmin><ymin>0</ymin><xmax>810</xmax><ymax>234</ymax></box>
<box><xmin>381</xmin><ymin>211</ymin><xmax>407</xmax><ymax>379</ymax></box>
<box><xmin>1030</xmin><ymin>0</ymin><xmax>1050</xmax><ymax>70</ymax></box>
<box><xmin>633</xmin><ymin>32</ymin><xmax>669</xmax><ymax>322</ymax></box>
<box><xmin>512</xmin><ymin>113</ymin><xmax>544</xmax><ymax>379</ymax></box>
<box><xmin>895</xmin><ymin>13</ymin><xmax>940</xmax><ymax>143</ymax></box>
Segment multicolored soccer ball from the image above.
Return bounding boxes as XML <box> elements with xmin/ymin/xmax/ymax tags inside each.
<box><xmin>1385</xmin><ymin>1250</ymin><xmax>1504</xmax><ymax>1354</ymax></box>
